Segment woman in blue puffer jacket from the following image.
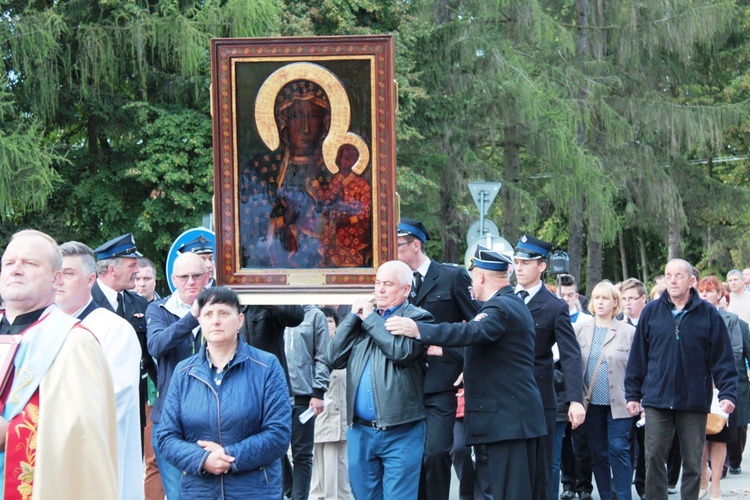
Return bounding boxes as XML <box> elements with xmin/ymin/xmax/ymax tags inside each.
<box><xmin>157</xmin><ymin>286</ymin><xmax>292</xmax><ymax>499</ymax></box>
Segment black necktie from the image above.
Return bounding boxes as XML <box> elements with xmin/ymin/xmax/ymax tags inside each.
<box><xmin>517</xmin><ymin>290</ymin><xmax>530</xmax><ymax>301</ymax></box>
<box><xmin>411</xmin><ymin>271</ymin><xmax>422</xmax><ymax>298</ymax></box>
<box><xmin>116</xmin><ymin>292</ymin><xmax>124</xmax><ymax>317</ymax></box>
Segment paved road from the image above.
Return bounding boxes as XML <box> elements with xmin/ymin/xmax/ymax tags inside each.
<box><xmin>448</xmin><ymin>438</ymin><xmax>750</xmax><ymax>499</ymax></box>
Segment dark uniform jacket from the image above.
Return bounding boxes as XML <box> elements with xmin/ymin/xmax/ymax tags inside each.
<box><xmin>418</xmin><ymin>285</ymin><xmax>547</xmax><ymax>445</ymax></box>
<box><xmin>527</xmin><ymin>285</ymin><xmax>584</xmax><ymax>409</ymax></box>
<box><xmin>92</xmin><ymin>281</ymin><xmax>156</xmax><ymax>426</ymax></box>
<box><xmin>327</xmin><ymin>302</ymin><xmax>433</xmax><ymax>428</ymax></box>
<box><xmin>410</xmin><ymin>260</ymin><xmax>478</xmax><ymax>394</ymax></box>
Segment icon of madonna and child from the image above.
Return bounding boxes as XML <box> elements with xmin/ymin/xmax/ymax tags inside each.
<box><xmin>239</xmin><ymin>63</ymin><xmax>373</xmax><ymax>269</ymax></box>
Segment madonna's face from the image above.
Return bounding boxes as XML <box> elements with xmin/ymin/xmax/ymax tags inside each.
<box><xmin>286</xmin><ymin>100</ymin><xmax>328</xmax><ymax>156</ymax></box>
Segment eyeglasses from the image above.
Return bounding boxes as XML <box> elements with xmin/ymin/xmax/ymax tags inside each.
<box><xmin>173</xmin><ymin>272</ymin><xmax>205</xmax><ymax>282</ymax></box>
<box><xmin>397</xmin><ymin>242</ymin><xmax>411</xmax><ymax>248</ymax></box>
<box><xmin>622</xmin><ymin>295</ymin><xmax>645</xmax><ymax>302</ymax></box>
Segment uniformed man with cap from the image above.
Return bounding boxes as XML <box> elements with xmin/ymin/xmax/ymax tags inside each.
<box><xmin>387</xmin><ymin>245</ymin><xmax>547</xmax><ymax>499</ymax></box>
<box><xmin>92</xmin><ymin>233</ymin><xmax>157</xmax><ymax>454</ymax></box>
<box><xmin>178</xmin><ymin>234</ymin><xmax>215</xmax><ymax>288</ymax></box>
<box><xmin>396</xmin><ymin>218</ymin><xmax>479</xmax><ymax>500</ymax></box>
<box><xmin>514</xmin><ymin>235</ymin><xmax>585</xmax><ymax>500</ymax></box>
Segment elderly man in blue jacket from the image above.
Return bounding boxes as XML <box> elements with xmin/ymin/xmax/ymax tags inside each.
<box><xmin>625</xmin><ymin>258</ymin><xmax>738</xmax><ymax>500</ymax></box>
<box><xmin>326</xmin><ymin>260</ymin><xmax>433</xmax><ymax>500</ymax></box>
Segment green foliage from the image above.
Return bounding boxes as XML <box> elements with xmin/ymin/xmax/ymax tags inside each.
<box><xmin>2</xmin><ymin>0</ymin><xmax>750</xmax><ymax>288</ymax></box>
<box><xmin>0</xmin><ymin>85</ymin><xmax>62</xmax><ymax>220</ymax></box>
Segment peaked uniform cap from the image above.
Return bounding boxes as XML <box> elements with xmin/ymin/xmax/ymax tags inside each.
<box><xmin>178</xmin><ymin>235</ymin><xmax>214</xmax><ymax>255</ymax></box>
<box><xmin>514</xmin><ymin>234</ymin><xmax>552</xmax><ymax>260</ymax></box>
<box><xmin>397</xmin><ymin>218</ymin><xmax>430</xmax><ymax>243</ymax></box>
<box><xmin>469</xmin><ymin>245</ymin><xmax>513</xmax><ymax>271</ymax></box>
<box><xmin>93</xmin><ymin>233</ymin><xmax>141</xmax><ymax>260</ymax></box>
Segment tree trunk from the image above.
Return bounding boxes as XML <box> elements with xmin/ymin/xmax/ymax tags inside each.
<box><xmin>439</xmin><ymin>175</ymin><xmax>460</xmax><ymax>263</ymax></box>
<box><xmin>639</xmin><ymin>231</ymin><xmax>649</xmax><ymax>284</ymax></box>
<box><xmin>501</xmin><ymin>123</ymin><xmax>522</xmax><ymax>240</ymax></box>
<box><xmin>618</xmin><ymin>230</ymin><xmax>628</xmax><ymax>279</ymax></box>
<box><xmin>586</xmin><ymin>236</ymin><xmax>602</xmax><ymax>295</ymax></box>
<box><xmin>568</xmin><ymin>197</ymin><xmax>585</xmax><ymax>283</ymax></box>
<box><xmin>668</xmin><ymin>161</ymin><xmax>682</xmax><ymax>259</ymax></box>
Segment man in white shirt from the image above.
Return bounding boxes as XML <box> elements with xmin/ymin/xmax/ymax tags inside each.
<box><xmin>514</xmin><ymin>235</ymin><xmax>585</xmax><ymax>500</ymax></box>
<box><xmin>57</xmin><ymin>241</ymin><xmax>143</xmax><ymax>500</ymax></box>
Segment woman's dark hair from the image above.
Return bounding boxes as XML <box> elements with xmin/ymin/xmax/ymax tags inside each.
<box><xmin>197</xmin><ymin>286</ymin><xmax>241</xmax><ymax>313</ymax></box>
<box><xmin>320</xmin><ymin>306</ymin><xmax>340</xmax><ymax>326</ymax></box>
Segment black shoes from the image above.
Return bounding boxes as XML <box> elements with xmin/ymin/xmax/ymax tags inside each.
<box><xmin>559</xmin><ymin>491</ymin><xmax>592</xmax><ymax>500</ymax></box>
<box><xmin>729</xmin><ymin>466</ymin><xmax>742</xmax><ymax>475</ymax></box>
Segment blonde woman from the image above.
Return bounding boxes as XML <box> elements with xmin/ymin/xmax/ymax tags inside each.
<box><xmin>575</xmin><ymin>281</ymin><xmax>636</xmax><ymax>500</ymax></box>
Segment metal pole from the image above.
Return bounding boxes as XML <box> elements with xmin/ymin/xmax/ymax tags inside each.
<box><xmin>479</xmin><ymin>191</ymin><xmax>486</xmax><ymax>237</ymax></box>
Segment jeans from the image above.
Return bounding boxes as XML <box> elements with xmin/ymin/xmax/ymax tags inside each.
<box><xmin>347</xmin><ymin>420</ymin><xmax>426</xmax><ymax>499</ymax></box>
<box><xmin>644</xmin><ymin>408</ymin><xmax>706</xmax><ymax>500</ymax></box>
<box><xmin>585</xmin><ymin>405</ymin><xmax>632</xmax><ymax>500</ymax></box>
<box><xmin>152</xmin><ymin>421</ymin><xmax>182</xmax><ymax>500</ymax></box>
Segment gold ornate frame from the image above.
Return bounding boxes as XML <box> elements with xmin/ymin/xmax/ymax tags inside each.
<box><xmin>210</xmin><ymin>36</ymin><xmax>397</xmax><ymax>302</ymax></box>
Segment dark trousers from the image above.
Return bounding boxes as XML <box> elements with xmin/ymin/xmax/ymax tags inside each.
<box><xmin>453</xmin><ymin>422</ymin><xmax>493</xmax><ymax>500</ymax></box>
<box><xmin>666</xmin><ymin>433</ymin><xmax>682</xmax><ymax>488</ymax></box>
<box><xmin>726</xmin><ymin>424</ymin><xmax>747</xmax><ymax>469</ymax></box>
<box><xmin>560</xmin><ymin>422</ymin><xmax>577</xmax><ymax>492</ymax></box>
<box><xmin>565</xmin><ymin>418</ymin><xmax>594</xmax><ymax>495</ymax></box>
<box><xmin>284</xmin><ymin>401</ymin><xmax>316</xmax><ymax>500</ymax></box>
<box><xmin>644</xmin><ymin>408</ymin><xmax>706</xmax><ymax>500</ymax></box>
<box><xmin>534</xmin><ymin>407</ymin><xmax>556</xmax><ymax>500</ymax></box>
<box><xmin>485</xmin><ymin>437</ymin><xmax>542</xmax><ymax>500</ymax></box>
<box><xmin>634</xmin><ymin>423</ymin><xmax>646</xmax><ymax>497</ymax></box>
<box><xmin>419</xmin><ymin>391</ymin><xmax>457</xmax><ymax>500</ymax></box>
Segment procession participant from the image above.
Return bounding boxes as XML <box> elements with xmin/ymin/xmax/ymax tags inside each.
<box><xmin>387</xmin><ymin>246</ymin><xmax>547</xmax><ymax>499</ymax></box>
<box><xmin>327</xmin><ymin>260</ymin><xmax>432</xmax><ymax>499</ymax></box>
<box><xmin>514</xmin><ymin>235</ymin><xmax>585</xmax><ymax>500</ymax></box>
<box><xmin>396</xmin><ymin>217</ymin><xmax>479</xmax><ymax>500</ymax></box>
<box><xmin>57</xmin><ymin>241</ymin><xmax>143</xmax><ymax>500</ymax></box>
<box><xmin>0</xmin><ymin>229</ymin><xmax>118</xmax><ymax>498</ymax></box>
<box><xmin>625</xmin><ymin>259</ymin><xmax>737</xmax><ymax>500</ymax></box>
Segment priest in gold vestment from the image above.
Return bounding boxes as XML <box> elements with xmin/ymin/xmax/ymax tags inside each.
<box><xmin>0</xmin><ymin>230</ymin><xmax>118</xmax><ymax>500</ymax></box>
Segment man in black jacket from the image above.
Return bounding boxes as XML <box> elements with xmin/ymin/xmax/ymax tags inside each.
<box><xmin>387</xmin><ymin>245</ymin><xmax>547</xmax><ymax>499</ymax></box>
<box><xmin>513</xmin><ymin>235</ymin><xmax>585</xmax><ymax>500</ymax></box>
<box><xmin>92</xmin><ymin>233</ymin><xmax>157</xmax><ymax>454</ymax></box>
<box><xmin>397</xmin><ymin>218</ymin><xmax>479</xmax><ymax>500</ymax></box>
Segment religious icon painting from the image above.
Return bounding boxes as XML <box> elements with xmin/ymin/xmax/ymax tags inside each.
<box><xmin>211</xmin><ymin>35</ymin><xmax>397</xmax><ymax>301</ymax></box>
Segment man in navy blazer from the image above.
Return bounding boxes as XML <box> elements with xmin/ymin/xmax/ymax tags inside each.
<box><xmin>92</xmin><ymin>233</ymin><xmax>156</xmax><ymax>453</ymax></box>
<box><xmin>513</xmin><ymin>235</ymin><xmax>585</xmax><ymax>500</ymax></box>
<box><xmin>397</xmin><ymin>218</ymin><xmax>479</xmax><ymax>500</ymax></box>
<box><xmin>387</xmin><ymin>245</ymin><xmax>547</xmax><ymax>499</ymax></box>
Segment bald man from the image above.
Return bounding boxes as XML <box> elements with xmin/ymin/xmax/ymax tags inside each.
<box><xmin>625</xmin><ymin>259</ymin><xmax>738</xmax><ymax>500</ymax></box>
<box><xmin>0</xmin><ymin>230</ymin><xmax>118</xmax><ymax>498</ymax></box>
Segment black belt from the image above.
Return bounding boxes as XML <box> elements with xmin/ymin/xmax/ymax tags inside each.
<box><xmin>353</xmin><ymin>416</ymin><xmax>402</xmax><ymax>431</ymax></box>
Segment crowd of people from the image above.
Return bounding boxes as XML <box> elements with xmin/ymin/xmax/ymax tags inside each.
<box><xmin>0</xmin><ymin>221</ymin><xmax>748</xmax><ymax>500</ymax></box>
